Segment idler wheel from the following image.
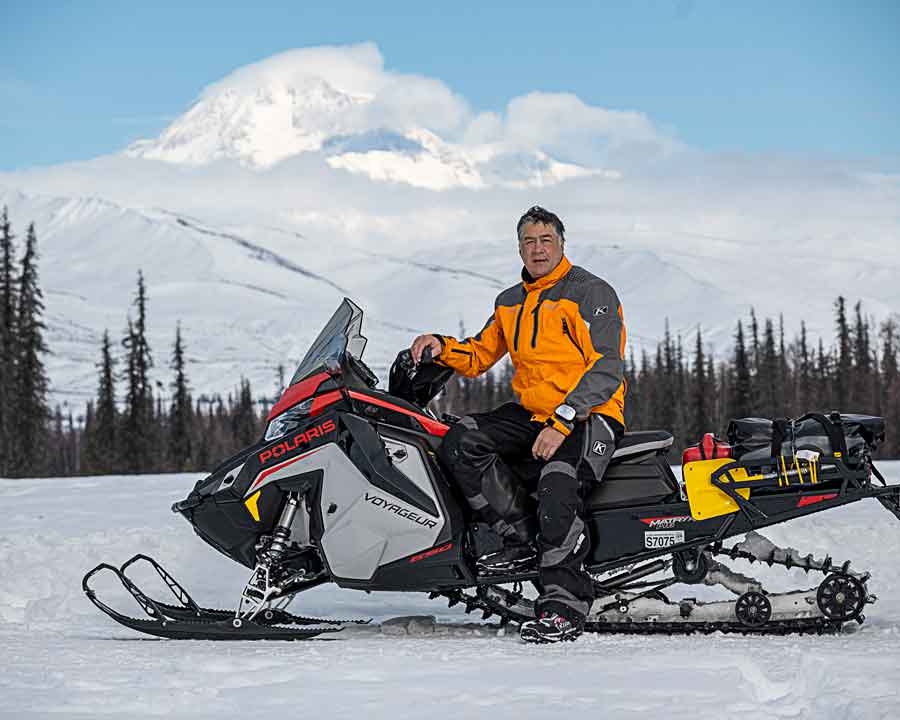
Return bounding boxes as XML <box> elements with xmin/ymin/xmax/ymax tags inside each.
<box><xmin>735</xmin><ymin>591</ymin><xmax>772</xmax><ymax>628</ymax></box>
<box><xmin>817</xmin><ymin>574</ymin><xmax>866</xmax><ymax>622</ymax></box>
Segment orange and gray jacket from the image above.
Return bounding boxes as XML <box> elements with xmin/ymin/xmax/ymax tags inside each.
<box><xmin>434</xmin><ymin>255</ymin><xmax>626</xmax><ymax>433</ymax></box>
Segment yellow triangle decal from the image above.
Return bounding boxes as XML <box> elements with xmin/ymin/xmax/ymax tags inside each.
<box><xmin>245</xmin><ymin>491</ymin><xmax>261</xmax><ymax>522</ymax></box>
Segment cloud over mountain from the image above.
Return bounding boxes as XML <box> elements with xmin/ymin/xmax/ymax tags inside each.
<box><xmin>123</xmin><ymin>43</ymin><xmax>674</xmax><ymax>189</ymax></box>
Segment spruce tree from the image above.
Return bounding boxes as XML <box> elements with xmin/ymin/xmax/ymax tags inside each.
<box><xmin>657</xmin><ymin>321</ymin><xmax>678</xmax><ymax>441</ymax></box>
<box><xmin>11</xmin><ymin>224</ymin><xmax>49</xmax><ymax>477</ymax></box>
<box><xmin>121</xmin><ymin>272</ymin><xmax>154</xmax><ymax>473</ymax></box>
<box><xmin>797</xmin><ymin>322</ymin><xmax>813</xmax><ymax>412</ymax></box>
<box><xmin>624</xmin><ymin>348</ymin><xmax>639</xmax><ymax>428</ymax></box>
<box><xmin>80</xmin><ymin>401</ymin><xmax>95</xmax><ymax>473</ymax></box>
<box><xmin>852</xmin><ymin>301</ymin><xmax>873</xmax><ymax>412</ymax></box>
<box><xmin>84</xmin><ymin>330</ymin><xmax>117</xmax><ymax>474</ymax></box>
<box><xmin>760</xmin><ymin>317</ymin><xmax>779</xmax><ymax>417</ymax></box>
<box><xmin>231</xmin><ymin>378</ymin><xmax>258</xmax><ymax>449</ymax></box>
<box><xmin>834</xmin><ymin>296</ymin><xmax>852</xmax><ymax>409</ymax></box>
<box><xmin>168</xmin><ymin>324</ymin><xmax>193</xmax><ymax>471</ymax></box>
<box><xmin>689</xmin><ymin>327</ymin><xmax>710</xmax><ymax>441</ymax></box>
<box><xmin>817</xmin><ymin>338</ymin><xmax>832</xmax><ymax>410</ymax></box>
<box><xmin>880</xmin><ymin>319</ymin><xmax>899</xmax><ymax>456</ymax></box>
<box><xmin>0</xmin><ymin>207</ymin><xmax>16</xmax><ymax>476</ymax></box>
<box><xmin>730</xmin><ymin>320</ymin><xmax>752</xmax><ymax>420</ymax></box>
<box><xmin>778</xmin><ymin>314</ymin><xmax>791</xmax><ymax>415</ymax></box>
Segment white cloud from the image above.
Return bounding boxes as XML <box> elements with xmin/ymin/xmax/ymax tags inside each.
<box><xmin>200</xmin><ymin>43</ymin><xmax>388</xmax><ymax>100</ymax></box>
<box><xmin>473</xmin><ymin>92</ymin><xmax>683</xmax><ymax>165</ymax></box>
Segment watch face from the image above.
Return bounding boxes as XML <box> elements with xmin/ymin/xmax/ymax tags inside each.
<box><xmin>556</xmin><ymin>405</ymin><xmax>576</xmax><ymax>422</ymax></box>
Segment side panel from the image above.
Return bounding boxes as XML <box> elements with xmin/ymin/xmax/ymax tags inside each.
<box><xmin>311</xmin><ymin>444</ymin><xmax>446</xmax><ymax>581</ymax></box>
<box><xmin>588</xmin><ymin>481</ymin><xmax>859</xmax><ymax>571</ymax></box>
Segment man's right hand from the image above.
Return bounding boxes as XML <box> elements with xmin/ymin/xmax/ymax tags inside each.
<box><xmin>411</xmin><ymin>334</ymin><xmax>442</xmax><ymax>364</ymax></box>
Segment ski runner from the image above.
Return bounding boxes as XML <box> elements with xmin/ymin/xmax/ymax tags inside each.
<box><xmin>410</xmin><ymin>206</ymin><xmax>627</xmax><ymax>643</ymax></box>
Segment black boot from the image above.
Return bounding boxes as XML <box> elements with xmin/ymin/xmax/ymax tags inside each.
<box><xmin>519</xmin><ymin>612</ymin><xmax>583</xmax><ymax>644</ymax></box>
<box><xmin>476</xmin><ymin>541</ymin><xmax>537</xmax><ymax>574</ymax></box>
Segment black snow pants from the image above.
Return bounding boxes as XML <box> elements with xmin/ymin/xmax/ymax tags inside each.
<box><xmin>439</xmin><ymin>402</ymin><xmax>619</xmax><ymax>624</ymax></box>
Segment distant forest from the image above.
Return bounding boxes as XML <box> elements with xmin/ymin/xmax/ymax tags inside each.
<box><xmin>1</xmin><ymin>206</ymin><xmax>899</xmax><ymax>478</ymax></box>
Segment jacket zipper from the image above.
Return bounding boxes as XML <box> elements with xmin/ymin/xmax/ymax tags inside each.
<box><xmin>530</xmin><ymin>301</ymin><xmax>543</xmax><ymax>348</ymax></box>
<box><xmin>513</xmin><ymin>302</ymin><xmax>526</xmax><ymax>351</ymax></box>
<box><xmin>562</xmin><ymin>319</ymin><xmax>586</xmax><ymax>361</ymax></box>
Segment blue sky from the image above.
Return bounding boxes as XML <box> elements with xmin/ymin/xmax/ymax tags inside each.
<box><xmin>2</xmin><ymin>0</ymin><xmax>898</xmax><ymax>170</ymax></box>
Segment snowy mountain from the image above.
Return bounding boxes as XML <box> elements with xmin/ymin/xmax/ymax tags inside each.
<box><xmin>123</xmin><ymin>45</ymin><xmax>602</xmax><ymax>190</ymax></box>
<box><xmin>0</xmin><ymin>184</ymin><xmax>751</xmax><ymax>406</ymax></box>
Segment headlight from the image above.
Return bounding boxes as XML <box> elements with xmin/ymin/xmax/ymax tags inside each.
<box><xmin>265</xmin><ymin>398</ymin><xmax>314</xmax><ymax>441</ymax></box>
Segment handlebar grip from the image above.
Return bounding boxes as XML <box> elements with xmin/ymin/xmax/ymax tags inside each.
<box><xmin>421</xmin><ymin>346</ymin><xmax>434</xmax><ymax>364</ymax></box>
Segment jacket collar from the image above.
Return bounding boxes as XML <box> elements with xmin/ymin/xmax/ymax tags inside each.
<box><xmin>521</xmin><ymin>255</ymin><xmax>572</xmax><ymax>292</ymax></box>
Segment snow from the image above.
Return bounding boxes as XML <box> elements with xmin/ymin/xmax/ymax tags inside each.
<box><xmin>3</xmin><ymin>465</ymin><xmax>900</xmax><ymax>718</ymax></box>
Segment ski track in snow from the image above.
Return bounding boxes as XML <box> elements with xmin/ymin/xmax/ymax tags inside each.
<box><xmin>2</xmin><ymin>467</ymin><xmax>900</xmax><ymax>719</ymax></box>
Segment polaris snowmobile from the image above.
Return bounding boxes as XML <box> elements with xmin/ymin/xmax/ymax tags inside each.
<box><xmin>84</xmin><ymin>299</ymin><xmax>900</xmax><ymax>640</ymax></box>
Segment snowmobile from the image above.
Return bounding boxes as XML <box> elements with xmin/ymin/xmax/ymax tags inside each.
<box><xmin>84</xmin><ymin>299</ymin><xmax>900</xmax><ymax>640</ymax></box>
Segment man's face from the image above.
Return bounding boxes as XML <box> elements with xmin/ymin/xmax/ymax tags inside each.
<box><xmin>518</xmin><ymin>221</ymin><xmax>564</xmax><ymax>280</ymax></box>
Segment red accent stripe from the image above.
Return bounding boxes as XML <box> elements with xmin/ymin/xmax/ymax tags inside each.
<box><xmin>250</xmin><ymin>446</ymin><xmax>326</xmax><ymax>491</ymax></box>
<box><xmin>409</xmin><ymin>542</ymin><xmax>453</xmax><ymax>563</ymax></box>
<box><xmin>639</xmin><ymin>516</ymin><xmax>691</xmax><ymax>525</ymax></box>
<box><xmin>311</xmin><ymin>390</ymin><xmax>343</xmax><ymax>416</ymax></box>
<box><xmin>267</xmin><ymin>372</ymin><xmax>330</xmax><ymax>421</ymax></box>
<box><xmin>797</xmin><ymin>493</ymin><xmax>838</xmax><ymax>508</ymax></box>
<box><xmin>347</xmin><ymin>391</ymin><xmax>449</xmax><ymax>437</ymax></box>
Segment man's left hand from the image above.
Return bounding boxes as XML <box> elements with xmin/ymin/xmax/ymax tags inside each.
<box><xmin>532</xmin><ymin>427</ymin><xmax>566</xmax><ymax>461</ymax></box>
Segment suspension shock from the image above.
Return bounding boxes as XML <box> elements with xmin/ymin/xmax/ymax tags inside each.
<box><xmin>261</xmin><ymin>493</ymin><xmax>301</xmax><ymax>564</ymax></box>
<box><xmin>236</xmin><ymin>493</ymin><xmax>303</xmax><ymax>623</ymax></box>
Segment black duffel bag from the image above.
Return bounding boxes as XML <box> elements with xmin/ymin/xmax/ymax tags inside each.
<box><xmin>727</xmin><ymin>412</ymin><xmax>884</xmax><ymax>465</ymax></box>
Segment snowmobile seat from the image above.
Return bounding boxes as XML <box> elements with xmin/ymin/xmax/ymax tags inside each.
<box><xmin>611</xmin><ymin>431</ymin><xmax>673</xmax><ymax>463</ymax></box>
<box><xmin>588</xmin><ymin>431</ymin><xmax>678</xmax><ymax>510</ymax></box>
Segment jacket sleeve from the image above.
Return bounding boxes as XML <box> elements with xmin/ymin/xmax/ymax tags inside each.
<box><xmin>564</xmin><ymin>280</ymin><xmax>626</xmax><ymax>419</ymax></box>
<box><xmin>434</xmin><ymin>311</ymin><xmax>507</xmax><ymax>378</ymax></box>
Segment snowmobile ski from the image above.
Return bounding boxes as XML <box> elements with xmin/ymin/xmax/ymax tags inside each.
<box><xmin>82</xmin><ymin>555</ymin><xmax>367</xmax><ymax>641</ymax></box>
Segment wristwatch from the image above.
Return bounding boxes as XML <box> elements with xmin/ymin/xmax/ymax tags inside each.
<box><xmin>547</xmin><ymin>403</ymin><xmax>576</xmax><ymax>435</ymax></box>
<box><xmin>555</xmin><ymin>404</ymin><xmax>576</xmax><ymax>423</ymax></box>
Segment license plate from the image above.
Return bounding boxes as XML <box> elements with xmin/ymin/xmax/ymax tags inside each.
<box><xmin>644</xmin><ymin>530</ymin><xmax>685</xmax><ymax>549</ymax></box>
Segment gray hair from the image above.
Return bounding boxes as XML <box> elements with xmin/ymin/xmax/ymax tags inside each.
<box><xmin>516</xmin><ymin>205</ymin><xmax>565</xmax><ymax>243</ymax></box>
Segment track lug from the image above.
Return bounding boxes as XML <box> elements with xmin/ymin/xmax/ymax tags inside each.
<box><xmin>856</xmin><ymin>614</ymin><xmax>866</xmax><ymax>625</ymax></box>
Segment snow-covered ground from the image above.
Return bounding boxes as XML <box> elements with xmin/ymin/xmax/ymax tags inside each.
<box><xmin>3</xmin><ymin>465</ymin><xmax>900</xmax><ymax>719</ymax></box>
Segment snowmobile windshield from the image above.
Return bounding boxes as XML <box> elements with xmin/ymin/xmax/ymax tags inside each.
<box><xmin>289</xmin><ymin>298</ymin><xmax>368</xmax><ymax>386</ymax></box>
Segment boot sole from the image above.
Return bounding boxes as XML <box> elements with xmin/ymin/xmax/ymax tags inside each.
<box><xmin>519</xmin><ymin>626</ymin><xmax>581</xmax><ymax>644</ymax></box>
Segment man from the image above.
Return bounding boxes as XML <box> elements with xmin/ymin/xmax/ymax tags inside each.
<box><xmin>410</xmin><ymin>206</ymin><xmax>626</xmax><ymax>644</ymax></box>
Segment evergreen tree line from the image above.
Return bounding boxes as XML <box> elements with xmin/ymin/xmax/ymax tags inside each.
<box><xmin>433</xmin><ymin>301</ymin><xmax>900</xmax><ymax>459</ymax></box>
<box><xmin>0</xmin><ymin>209</ymin><xmax>50</xmax><ymax>477</ymax></box>
<box><xmin>624</xmin><ymin>301</ymin><xmax>900</xmax><ymax>457</ymax></box>
<box><xmin>2</xmin><ymin>204</ymin><xmax>899</xmax><ymax>477</ymax></box>
<box><xmin>51</xmin><ymin>274</ymin><xmax>264</xmax><ymax>477</ymax></box>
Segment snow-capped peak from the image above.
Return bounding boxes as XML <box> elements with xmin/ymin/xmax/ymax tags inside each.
<box><xmin>123</xmin><ymin>44</ymin><xmax>603</xmax><ymax>189</ymax></box>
